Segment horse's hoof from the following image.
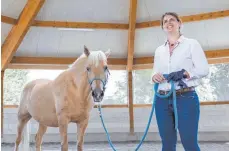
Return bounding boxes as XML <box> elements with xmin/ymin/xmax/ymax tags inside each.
<box><xmin>36</xmin><ymin>147</ymin><xmax>41</xmax><ymax>151</ymax></box>
<box><xmin>77</xmin><ymin>145</ymin><xmax>83</xmax><ymax>151</ymax></box>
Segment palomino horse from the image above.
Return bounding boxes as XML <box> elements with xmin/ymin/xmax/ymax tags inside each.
<box><xmin>14</xmin><ymin>46</ymin><xmax>111</xmax><ymax>151</ymax></box>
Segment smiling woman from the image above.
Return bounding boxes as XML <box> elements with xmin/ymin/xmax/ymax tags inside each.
<box><xmin>151</xmin><ymin>12</ymin><xmax>210</xmax><ymax>151</ymax></box>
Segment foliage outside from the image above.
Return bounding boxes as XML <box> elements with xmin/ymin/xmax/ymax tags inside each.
<box><xmin>3</xmin><ymin>69</ymin><xmax>128</xmax><ymax>105</ymax></box>
<box><xmin>3</xmin><ymin>64</ymin><xmax>229</xmax><ymax>105</ymax></box>
<box><xmin>132</xmin><ymin>63</ymin><xmax>229</xmax><ymax>104</ymax></box>
<box><xmin>3</xmin><ymin>69</ymin><xmax>29</xmax><ymax>105</ymax></box>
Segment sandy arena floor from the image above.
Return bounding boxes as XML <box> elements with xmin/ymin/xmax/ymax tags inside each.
<box><xmin>2</xmin><ymin>142</ymin><xmax>229</xmax><ymax>151</ymax></box>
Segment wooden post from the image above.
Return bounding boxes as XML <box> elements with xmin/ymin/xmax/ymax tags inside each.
<box><xmin>128</xmin><ymin>71</ymin><xmax>134</xmax><ymax>134</ymax></box>
<box><xmin>1</xmin><ymin>71</ymin><xmax>5</xmax><ymax>137</ymax></box>
<box><xmin>127</xmin><ymin>0</ymin><xmax>137</xmax><ymax>72</ymax></box>
<box><xmin>127</xmin><ymin>0</ymin><xmax>137</xmax><ymax>135</ymax></box>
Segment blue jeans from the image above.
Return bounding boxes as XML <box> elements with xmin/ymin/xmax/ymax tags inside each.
<box><xmin>155</xmin><ymin>90</ymin><xmax>201</xmax><ymax>151</ymax></box>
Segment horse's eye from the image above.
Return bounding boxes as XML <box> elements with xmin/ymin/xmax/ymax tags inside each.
<box><xmin>86</xmin><ymin>67</ymin><xmax>91</xmax><ymax>72</ymax></box>
<box><xmin>104</xmin><ymin>66</ymin><xmax>108</xmax><ymax>70</ymax></box>
<box><xmin>104</xmin><ymin>66</ymin><xmax>110</xmax><ymax>75</ymax></box>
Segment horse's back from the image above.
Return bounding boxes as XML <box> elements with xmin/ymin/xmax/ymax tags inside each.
<box><xmin>23</xmin><ymin>79</ymin><xmax>51</xmax><ymax>92</ymax></box>
<box><xmin>19</xmin><ymin>79</ymin><xmax>51</xmax><ymax>107</ymax></box>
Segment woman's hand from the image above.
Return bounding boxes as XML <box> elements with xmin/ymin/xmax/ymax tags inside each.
<box><xmin>167</xmin><ymin>69</ymin><xmax>189</xmax><ymax>82</ymax></box>
<box><xmin>152</xmin><ymin>73</ymin><xmax>166</xmax><ymax>83</ymax></box>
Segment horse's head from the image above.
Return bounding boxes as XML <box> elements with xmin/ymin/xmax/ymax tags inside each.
<box><xmin>84</xmin><ymin>45</ymin><xmax>111</xmax><ymax>103</ymax></box>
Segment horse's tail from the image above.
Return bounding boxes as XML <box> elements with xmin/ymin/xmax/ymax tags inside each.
<box><xmin>17</xmin><ymin>80</ymin><xmax>37</xmax><ymax>117</ymax></box>
<box><xmin>14</xmin><ymin>81</ymin><xmax>37</xmax><ymax>150</ymax></box>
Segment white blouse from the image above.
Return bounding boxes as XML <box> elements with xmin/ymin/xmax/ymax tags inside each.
<box><xmin>151</xmin><ymin>35</ymin><xmax>209</xmax><ymax>91</ymax></box>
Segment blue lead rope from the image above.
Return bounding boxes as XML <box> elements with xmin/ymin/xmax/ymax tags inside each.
<box><xmin>97</xmin><ymin>75</ymin><xmax>178</xmax><ymax>151</ymax></box>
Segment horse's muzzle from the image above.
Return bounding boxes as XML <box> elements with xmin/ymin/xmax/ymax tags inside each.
<box><xmin>92</xmin><ymin>88</ymin><xmax>104</xmax><ymax>102</ymax></box>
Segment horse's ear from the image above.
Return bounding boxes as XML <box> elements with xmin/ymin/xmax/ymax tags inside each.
<box><xmin>84</xmin><ymin>45</ymin><xmax>90</xmax><ymax>57</ymax></box>
<box><xmin>104</xmin><ymin>49</ymin><xmax>111</xmax><ymax>58</ymax></box>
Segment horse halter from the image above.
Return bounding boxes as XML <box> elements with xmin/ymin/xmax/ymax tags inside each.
<box><xmin>86</xmin><ymin>66</ymin><xmax>110</xmax><ymax>102</ymax></box>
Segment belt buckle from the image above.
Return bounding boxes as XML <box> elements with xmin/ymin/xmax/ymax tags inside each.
<box><xmin>159</xmin><ymin>90</ymin><xmax>166</xmax><ymax>95</ymax></box>
<box><xmin>177</xmin><ymin>87</ymin><xmax>192</xmax><ymax>95</ymax></box>
<box><xmin>176</xmin><ymin>88</ymin><xmax>183</xmax><ymax>95</ymax></box>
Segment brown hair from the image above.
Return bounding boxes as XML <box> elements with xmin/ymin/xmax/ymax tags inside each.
<box><xmin>161</xmin><ymin>12</ymin><xmax>181</xmax><ymax>29</ymax></box>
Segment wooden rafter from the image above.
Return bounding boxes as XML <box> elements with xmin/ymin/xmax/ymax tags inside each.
<box><xmin>133</xmin><ymin>57</ymin><xmax>154</xmax><ymax>65</ymax></box>
<box><xmin>7</xmin><ymin>50</ymin><xmax>229</xmax><ymax>71</ymax></box>
<box><xmin>132</xmin><ymin>49</ymin><xmax>229</xmax><ymax>65</ymax></box>
<box><xmin>6</xmin><ymin>64</ymin><xmax>127</xmax><ymax>70</ymax></box>
<box><xmin>32</xmin><ymin>20</ymin><xmax>128</xmax><ymax>30</ymax></box>
<box><xmin>2</xmin><ymin>10</ymin><xmax>228</xmax><ymax>29</ymax></box>
<box><xmin>208</xmin><ymin>57</ymin><xmax>229</xmax><ymax>64</ymax></box>
<box><xmin>1</xmin><ymin>0</ymin><xmax>45</xmax><ymax>71</ymax></box>
<box><xmin>7</xmin><ymin>57</ymin><xmax>229</xmax><ymax>71</ymax></box>
<box><xmin>9</xmin><ymin>49</ymin><xmax>229</xmax><ymax>66</ymax></box>
<box><xmin>205</xmin><ymin>49</ymin><xmax>229</xmax><ymax>58</ymax></box>
<box><xmin>10</xmin><ymin>56</ymin><xmax>127</xmax><ymax>65</ymax></box>
<box><xmin>136</xmin><ymin>10</ymin><xmax>229</xmax><ymax>28</ymax></box>
<box><xmin>1</xmin><ymin>15</ymin><xmax>17</xmax><ymax>24</ymax></box>
<box><xmin>132</xmin><ymin>57</ymin><xmax>229</xmax><ymax>70</ymax></box>
<box><xmin>1</xmin><ymin>15</ymin><xmax>128</xmax><ymax>29</ymax></box>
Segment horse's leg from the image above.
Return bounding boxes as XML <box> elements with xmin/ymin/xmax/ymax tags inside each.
<box><xmin>35</xmin><ymin>124</ymin><xmax>47</xmax><ymax>151</ymax></box>
<box><xmin>58</xmin><ymin>114</ymin><xmax>69</xmax><ymax>151</ymax></box>
<box><xmin>77</xmin><ymin>118</ymin><xmax>89</xmax><ymax>151</ymax></box>
<box><xmin>14</xmin><ymin>113</ymin><xmax>31</xmax><ymax>151</ymax></box>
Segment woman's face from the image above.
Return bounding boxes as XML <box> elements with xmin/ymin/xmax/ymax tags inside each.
<box><xmin>162</xmin><ymin>15</ymin><xmax>181</xmax><ymax>34</ymax></box>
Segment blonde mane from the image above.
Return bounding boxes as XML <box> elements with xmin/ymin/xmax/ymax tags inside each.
<box><xmin>87</xmin><ymin>50</ymin><xmax>108</xmax><ymax>67</ymax></box>
<box><xmin>69</xmin><ymin>50</ymin><xmax>108</xmax><ymax>69</ymax></box>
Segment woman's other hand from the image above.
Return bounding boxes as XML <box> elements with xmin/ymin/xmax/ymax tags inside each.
<box><xmin>152</xmin><ymin>73</ymin><xmax>166</xmax><ymax>83</ymax></box>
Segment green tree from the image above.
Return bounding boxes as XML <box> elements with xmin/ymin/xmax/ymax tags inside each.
<box><xmin>112</xmin><ymin>77</ymin><xmax>127</xmax><ymax>104</ymax></box>
<box><xmin>102</xmin><ymin>70</ymin><xmax>127</xmax><ymax>104</ymax></box>
<box><xmin>132</xmin><ymin>64</ymin><xmax>229</xmax><ymax>103</ymax></box>
<box><xmin>133</xmin><ymin>69</ymin><xmax>154</xmax><ymax>104</ymax></box>
<box><xmin>3</xmin><ymin>69</ymin><xmax>29</xmax><ymax>105</ymax></box>
<box><xmin>197</xmin><ymin>63</ymin><xmax>229</xmax><ymax>101</ymax></box>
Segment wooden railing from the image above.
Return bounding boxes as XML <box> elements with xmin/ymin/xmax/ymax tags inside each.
<box><xmin>4</xmin><ymin>101</ymin><xmax>229</xmax><ymax>109</ymax></box>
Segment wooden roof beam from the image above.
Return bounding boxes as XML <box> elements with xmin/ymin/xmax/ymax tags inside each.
<box><xmin>1</xmin><ymin>0</ymin><xmax>45</xmax><ymax>71</ymax></box>
<box><xmin>1</xmin><ymin>15</ymin><xmax>17</xmax><ymax>24</ymax></box>
<box><xmin>136</xmin><ymin>10</ymin><xmax>229</xmax><ymax>28</ymax></box>
<box><xmin>132</xmin><ymin>49</ymin><xmax>229</xmax><ymax>64</ymax></box>
<box><xmin>2</xmin><ymin>10</ymin><xmax>228</xmax><ymax>29</ymax></box>
<box><xmin>10</xmin><ymin>56</ymin><xmax>127</xmax><ymax>65</ymax></box>
<box><xmin>32</xmin><ymin>20</ymin><xmax>129</xmax><ymax>30</ymax></box>
<box><xmin>7</xmin><ymin>57</ymin><xmax>229</xmax><ymax>71</ymax></box>
<box><xmin>1</xmin><ymin>16</ymin><xmax>128</xmax><ymax>30</ymax></box>
<box><xmin>9</xmin><ymin>49</ymin><xmax>229</xmax><ymax>66</ymax></box>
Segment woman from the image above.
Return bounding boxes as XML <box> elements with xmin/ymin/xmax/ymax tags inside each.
<box><xmin>151</xmin><ymin>12</ymin><xmax>209</xmax><ymax>151</ymax></box>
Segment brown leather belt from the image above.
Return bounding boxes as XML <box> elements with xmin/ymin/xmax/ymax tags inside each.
<box><xmin>158</xmin><ymin>87</ymin><xmax>195</xmax><ymax>95</ymax></box>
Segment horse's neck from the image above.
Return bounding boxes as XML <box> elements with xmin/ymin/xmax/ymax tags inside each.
<box><xmin>68</xmin><ymin>57</ymin><xmax>87</xmax><ymax>84</ymax></box>
<box><xmin>68</xmin><ymin>58</ymin><xmax>92</xmax><ymax>101</ymax></box>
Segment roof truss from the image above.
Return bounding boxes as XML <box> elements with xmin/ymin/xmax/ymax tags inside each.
<box><xmin>1</xmin><ymin>0</ymin><xmax>45</xmax><ymax>71</ymax></box>
<box><xmin>9</xmin><ymin>49</ymin><xmax>229</xmax><ymax>65</ymax></box>
<box><xmin>2</xmin><ymin>10</ymin><xmax>229</xmax><ymax>30</ymax></box>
